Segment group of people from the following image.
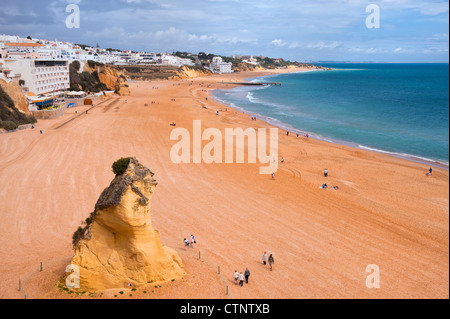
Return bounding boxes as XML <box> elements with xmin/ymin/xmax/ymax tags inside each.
<box><xmin>262</xmin><ymin>252</ymin><xmax>275</xmax><ymax>271</ymax></box>
<box><xmin>234</xmin><ymin>268</ymin><xmax>251</xmax><ymax>287</ymax></box>
<box><xmin>320</xmin><ymin>183</ymin><xmax>338</xmax><ymax>190</ymax></box>
<box><xmin>286</xmin><ymin>131</ymin><xmax>309</xmax><ymax>138</ymax></box>
<box><xmin>233</xmin><ymin>252</ymin><xmax>275</xmax><ymax>288</ymax></box>
<box><xmin>183</xmin><ymin>234</ymin><xmax>196</xmax><ymax>250</ymax></box>
<box><xmin>251</xmin><ymin>117</ymin><xmax>257</xmax><ymax>121</ymax></box>
<box><xmin>320</xmin><ymin>168</ymin><xmax>339</xmax><ymax>190</ymax></box>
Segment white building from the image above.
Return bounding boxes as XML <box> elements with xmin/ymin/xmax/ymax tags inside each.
<box><xmin>2</xmin><ymin>59</ymin><xmax>70</xmax><ymax>94</ymax></box>
<box><xmin>159</xmin><ymin>54</ymin><xmax>195</xmax><ymax>67</ymax></box>
<box><xmin>209</xmin><ymin>56</ymin><xmax>233</xmax><ymax>74</ymax></box>
<box><xmin>242</xmin><ymin>56</ymin><xmax>259</xmax><ymax>66</ymax></box>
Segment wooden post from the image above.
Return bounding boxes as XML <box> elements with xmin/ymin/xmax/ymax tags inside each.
<box><xmin>199</xmin><ymin>251</ymin><xmax>201</xmax><ymax>260</ymax></box>
<box><xmin>218</xmin><ymin>266</ymin><xmax>220</xmax><ymax>274</ymax></box>
<box><xmin>19</xmin><ymin>280</ymin><xmax>21</xmax><ymax>291</ymax></box>
<box><xmin>226</xmin><ymin>285</ymin><xmax>229</xmax><ymax>296</ymax></box>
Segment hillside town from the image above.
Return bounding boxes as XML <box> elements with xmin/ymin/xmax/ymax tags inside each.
<box><xmin>0</xmin><ymin>34</ymin><xmax>239</xmax><ymax>93</ymax></box>
<box><xmin>0</xmin><ymin>34</ymin><xmax>313</xmax><ymax>131</ymax></box>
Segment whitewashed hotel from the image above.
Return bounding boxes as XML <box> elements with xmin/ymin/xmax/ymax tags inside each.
<box><xmin>2</xmin><ymin>59</ymin><xmax>70</xmax><ymax>95</ymax></box>
<box><xmin>209</xmin><ymin>57</ymin><xmax>233</xmax><ymax>74</ymax></box>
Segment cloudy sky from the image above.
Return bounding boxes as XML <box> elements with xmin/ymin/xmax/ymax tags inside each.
<box><xmin>0</xmin><ymin>0</ymin><xmax>448</xmax><ymax>62</ymax></box>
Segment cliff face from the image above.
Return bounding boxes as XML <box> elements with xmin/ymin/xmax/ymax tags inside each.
<box><xmin>0</xmin><ymin>79</ymin><xmax>29</xmax><ymax>115</ymax></box>
<box><xmin>70</xmin><ymin>158</ymin><xmax>184</xmax><ymax>291</ymax></box>
<box><xmin>82</xmin><ymin>62</ymin><xmax>130</xmax><ymax>96</ymax></box>
<box><xmin>233</xmin><ymin>63</ymin><xmax>265</xmax><ymax>72</ymax></box>
<box><xmin>172</xmin><ymin>65</ymin><xmax>212</xmax><ymax>80</ymax></box>
<box><xmin>115</xmin><ymin>65</ymin><xmax>212</xmax><ymax>81</ymax></box>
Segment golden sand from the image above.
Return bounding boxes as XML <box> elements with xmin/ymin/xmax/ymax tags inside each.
<box><xmin>0</xmin><ymin>69</ymin><xmax>448</xmax><ymax>299</ymax></box>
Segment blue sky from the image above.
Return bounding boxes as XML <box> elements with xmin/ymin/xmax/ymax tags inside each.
<box><xmin>0</xmin><ymin>0</ymin><xmax>448</xmax><ymax>62</ymax></box>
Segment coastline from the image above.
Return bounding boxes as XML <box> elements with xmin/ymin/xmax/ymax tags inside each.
<box><xmin>0</xmin><ymin>67</ymin><xmax>448</xmax><ymax>299</ymax></box>
<box><xmin>210</xmin><ymin>69</ymin><xmax>449</xmax><ymax>170</ymax></box>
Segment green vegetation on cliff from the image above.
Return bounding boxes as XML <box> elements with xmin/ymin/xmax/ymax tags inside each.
<box><xmin>112</xmin><ymin>157</ymin><xmax>131</xmax><ymax>176</ymax></box>
<box><xmin>69</xmin><ymin>61</ymin><xmax>108</xmax><ymax>93</ymax></box>
<box><xmin>0</xmin><ymin>85</ymin><xmax>36</xmax><ymax>131</ymax></box>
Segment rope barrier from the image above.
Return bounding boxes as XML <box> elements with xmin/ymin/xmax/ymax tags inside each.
<box><xmin>19</xmin><ymin>247</ymin><xmax>230</xmax><ymax>299</ymax></box>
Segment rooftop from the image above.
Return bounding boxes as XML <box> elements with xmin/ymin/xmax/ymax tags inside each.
<box><xmin>4</xmin><ymin>42</ymin><xmax>45</xmax><ymax>47</ymax></box>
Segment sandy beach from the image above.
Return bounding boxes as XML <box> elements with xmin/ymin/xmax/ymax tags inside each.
<box><xmin>0</xmin><ymin>68</ymin><xmax>448</xmax><ymax>299</ymax></box>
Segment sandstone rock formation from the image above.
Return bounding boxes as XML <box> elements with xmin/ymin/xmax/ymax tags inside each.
<box><xmin>83</xmin><ymin>62</ymin><xmax>130</xmax><ymax>96</ymax></box>
<box><xmin>171</xmin><ymin>65</ymin><xmax>212</xmax><ymax>80</ymax></box>
<box><xmin>69</xmin><ymin>157</ymin><xmax>184</xmax><ymax>291</ymax></box>
<box><xmin>0</xmin><ymin>79</ymin><xmax>29</xmax><ymax>115</ymax></box>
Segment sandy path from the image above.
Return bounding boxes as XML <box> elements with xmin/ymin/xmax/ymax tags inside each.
<box><xmin>0</xmin><ymin>70</ymin><xmax>448</xmax><ymax>299</ymax></box>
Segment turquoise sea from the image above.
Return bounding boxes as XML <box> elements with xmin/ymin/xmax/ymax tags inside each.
<box><xmin>211</xmin><ymin>63</ymin><xmax>449</xmax><ymax>167</ymax></box>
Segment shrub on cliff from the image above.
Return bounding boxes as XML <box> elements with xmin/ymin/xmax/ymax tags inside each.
<box><xmin>87</xmin><ymin>60</ymin><xmax>104</xmax><ymax>69</ymax></box>
<box><xmin>79</xmin><ymin>71</ymin><xmax>107</xmax><ymax>93</ymax></box>
<box><xmin>69</xmin><ymin>60</ymin><xmax>108</xmax><ymax>93</ymax></box>
<box><xmin>112</xmin><ymin>157</ymin><xmax>131</xmax><ymax>176</ymax></box>
<box><xmin>72</xmin><ymin>226</ymin><xmax>84</xmax><ymax>247</ymax></box>
<box><xmin>0</xmin><ymin>85</ymin><xmax>37</xmax><ymax>130</ymax></box>
<box><xmin>71</xmin><ymin>60</ymin><xmax>81</xmax><ymax>72</ymax></box>
<box><xmin>1</xmin><ymin>120</ymin><xmax>18</xmax><ymax>131</ymax></box>
<box><xmin>69</xmin><ymin>61</ymin><xmax>82</xmax><ymax>91</ymax></box>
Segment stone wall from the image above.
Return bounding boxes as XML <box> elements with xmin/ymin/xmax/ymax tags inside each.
<box><xmin>31</xmin><ymin>106</ymin><xmax>65</xmax><ymax>120</ymax></box>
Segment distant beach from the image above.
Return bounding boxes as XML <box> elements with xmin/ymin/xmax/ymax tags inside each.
<box><xmin>212</xmin><ymin>63</ymin><xmax>449</xmax><ymax>169</ymax></box>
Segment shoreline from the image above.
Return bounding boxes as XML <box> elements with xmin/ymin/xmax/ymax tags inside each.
<box><xmin>209</xmin><ymin>69</ymin><xmax>449</xmax><ymax>170</ymax></box>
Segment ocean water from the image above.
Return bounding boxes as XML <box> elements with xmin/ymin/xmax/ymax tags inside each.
<box><xmin>212</xmin><ymin>63</ymin><xmax>449</xmax><ymax>166</ymax></box>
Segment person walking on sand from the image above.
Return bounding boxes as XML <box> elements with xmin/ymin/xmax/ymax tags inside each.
<box><xmin>272</xmin><ymin>172</ymin><xmax>275</xmax><ymax>180</ymax></box>
<box><xmin>244</xmin><ymin>268</ymin><xmax>250</xmax><ymax>284</ymax></box>
<box><xmin>429</xmin><ymin>167</ymin><xmax>433</xmax><ymax>175</ymax></box>
<box><xmin>184</xmin><ymin>238</ymin><xmax>190</xmax><ymax>250</ymax></box>
<box><xmin>263</xmin><ymin>252</ymin><xmax>268</xmax><ymax>265</ymax></box>
<box><xmin>324</xmin><ymin>168</ymin><xmax>328</xmax><ymax>177</ymax></box>
<box><xmin>239</xmin><ymin>272</ymin><xmax>245</xmax><ymax>287</ymax></box>
<box><xmin>268</xmin><ymin>254</ymin><xmax>274</xmax><ymax>271</ymax></box>
<box><xmin>190</xmin><ymin>234</ymin><xmax>196</xmax><ymax>248</ymax></box>
<box><xmin>234</xmin><ymin>270</ymin><xmax>239</xmax><ymax>285</ymax></box>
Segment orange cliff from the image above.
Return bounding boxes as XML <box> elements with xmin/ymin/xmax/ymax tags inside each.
<box><xmin>82</xmin><ymin>62</ymin><xmax>131</xmax><ymax>96</ymax></box>
<box><xmin>0</xmin><ymin>79</ymin><xmax>29</xmax><ymax>115</ymax></box>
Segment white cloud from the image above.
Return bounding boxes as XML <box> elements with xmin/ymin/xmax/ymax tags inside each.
<box><xmin>1</xmin><ymin>0</ymin><xmax>448</xmax><ymax>62</ymax></box>
<box><xmin>380</xmin><ymin>0</ymin><xmax>449</xmax><ymax>16</ymax></box>
<box><xmin>288</xmin><ymin>41</ymin><xmax>303</xmax><ymax>49</ymax></box>
<box><xmin>271</xmin><ymin>39</ymin><xmax>287</xmax><ymax>47</ymax></box>
<box><xmin>306</xmin><ymin>41</ymin><xmax>340</xmax><ymax>50</ymax></box>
